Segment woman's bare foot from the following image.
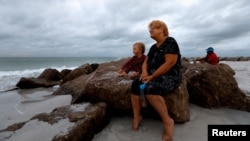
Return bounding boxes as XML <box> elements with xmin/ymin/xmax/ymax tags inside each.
<box><xmin>162</xmin><ymin>118</ymin><xmax>174</xmax><ymax>141</ymax></box>
<box><xmin>132</xmin><ymin>115</ymin><xmax>142</xmax><ymax>131</ymax></box>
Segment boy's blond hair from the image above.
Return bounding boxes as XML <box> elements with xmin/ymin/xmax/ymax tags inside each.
<box><xmin>133</xmin><ymin>42</ymin><xmax>145</xmax><ymax>53</ymax></box>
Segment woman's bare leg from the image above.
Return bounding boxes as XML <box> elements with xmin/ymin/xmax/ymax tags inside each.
<box><xmin>146</xmin><ymin>95</ymin><xmax>174</xmax><ymax>141</ymax></box>
<box><xmin>131</xmin><ymin>94</ymin><xmax>142</xmax><ymax>131</ymax></box>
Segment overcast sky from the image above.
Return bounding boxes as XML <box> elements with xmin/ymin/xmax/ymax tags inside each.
<box><xmin>0</xmin><ymin>0</ymin><xmax>250</xmax><ymax>57</ymax></box>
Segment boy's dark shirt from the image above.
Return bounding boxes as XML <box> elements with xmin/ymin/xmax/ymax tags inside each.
<box><xmin>122</xmin><ymin>55</ymin><xmax>146</xmax><ymax>74</ymax></box>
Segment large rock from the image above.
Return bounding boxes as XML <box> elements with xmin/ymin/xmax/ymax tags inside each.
<box><xmin>61</xmin><ymin>63</ymin><xmax>98</xmax><ymax>85</ymax></box>
<box><xmin>53</xmin><ymin>73</ymin><xmax>95</xmax><ymax>104</ymax></box>
<box><xmin>52</xmin><ymin>102</ymin><xmax>109</xmax><ymax>141</ymax></box>
<box><xmin>184</xmin><ymin>63</ymin><xmax>250</xmax><ymax>112</ymax></box>
<box><xmin>16</xmin><ymin>68</ymin><xmax>61</xmax><ymax>89</ymax></box>
<box><xmin>52</xmin><ymin>63</ymin><xmax>99</xmax><ymax>103</ymax></box>
<box><xmin>53</xmin><ymin>58</ymin><xmax>190</xmax><ymax>122</ymax></box>
<box><xmin>85</xmin><ymin>64</ymin><xmax>132</xmax><ymax>111</ymax></box>
<box><xmin>16</xmin><ymin>77</ymin><xmax>60</xmax><ymax>89</ymax></box>
<box><xmin>0</xmin><ymin>102</ymin><xmax>109</xmax><ymax>141</ymax></box>
<box><xmin>37</xmin><ymin>68</ymin><xmax>62</xmax><ymax>81</ymax></box>
<box><xmin>52</xmin><ymin>58</ymin><xmax>128</xmax><ymax>104</ymax></box>
<box><xmin>163</xmin><ymin>75</ymin><xmax>190</xmax><ymax>122</ymax></box>
<box><xmin>218</xmin><ymin>63</ymin><xmax>235</xmax><ymax>75</ymax></box>
<box><xmin>85</xmin><ymin>59</ymin><xmax>190</xmax><ymax>122</ymax></box>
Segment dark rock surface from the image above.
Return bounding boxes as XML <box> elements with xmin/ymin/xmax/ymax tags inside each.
<box><xmin>16</xmin><ymin>68</ymin><xmax>61</xmax><ymax>89</ymax></box>
<box><xmin>0</xmin><ymin>102</ymin><xmax>109</xmax><ymax>141</ymax></box>
<box><xmin>16</xmin><ymin>77</ymin><xmax>60</xmax><ymax>89</ymax></box>
<box><xmin>184</xmin><ymin>62</ymin><xmax>250</xmax><ymax>111</ymax></box>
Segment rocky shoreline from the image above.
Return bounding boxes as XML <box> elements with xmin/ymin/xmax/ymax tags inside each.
<box><xmin>1</xmin><ymin>57</ymin><xmax>250</xmax><ymax>141</ymax></box>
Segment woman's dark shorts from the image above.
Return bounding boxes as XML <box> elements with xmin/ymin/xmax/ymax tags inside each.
<box><xmin>131</xmin><ymin>78</ymin><xmax>178</xmax><ymax>96</ymax></box>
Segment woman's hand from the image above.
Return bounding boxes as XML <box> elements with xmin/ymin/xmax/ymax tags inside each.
<box><xmin>141</xmin><ymin>75</ymin><xmax>154</xmax><ymax>83</ymax></box>
<box><xmin>140</xmin><ymin>71</ymin><xmax>154</xmax><ymax>83</ymax></box>
<box><xmin>140</xmin><ymin>71</ymin><xmax>148</xmax><ymax>81</ymax></box>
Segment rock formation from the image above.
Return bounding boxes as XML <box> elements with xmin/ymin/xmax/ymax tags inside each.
<box><xmin>184</xmin><ymin>62</ymin><xmax>250</xmax><ymax>111</ymax></box>
<box><xmin>0</xmin><ymin>102</ymin><xmax>109</xmax><ymax>141</ymax></box>
<box><xmin>11</xmin><ymin>57</ymin><xmax>250</xmax><ymax>141</ymax></box>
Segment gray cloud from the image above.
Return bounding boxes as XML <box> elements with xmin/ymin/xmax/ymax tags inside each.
<box><xmin>0</xmin><ymin>0</ymin><xmax>249</xmax><ymax>57</ymax></box>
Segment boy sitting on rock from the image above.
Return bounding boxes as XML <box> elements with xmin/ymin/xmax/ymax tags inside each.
<box><xmin>117</xmin><ymin>42</ymin><xmax>146</xmax><ymax>79</ymax></box>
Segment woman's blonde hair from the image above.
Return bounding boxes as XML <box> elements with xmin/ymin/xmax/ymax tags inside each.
<box><xmin>133</xmin><ymin>42</ymin><xmax>145</xmax><ymax>53</ymax></box>
<box><xmin>148</xmin><ymin>20</ymin><xmax>169</xmax><ymax>37</ymax></box>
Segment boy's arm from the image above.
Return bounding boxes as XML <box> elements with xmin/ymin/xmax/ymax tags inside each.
<box><xmin>121</xmin><ymin>57</ymin><xmax>134</xmax><ymax>70</ymax></box>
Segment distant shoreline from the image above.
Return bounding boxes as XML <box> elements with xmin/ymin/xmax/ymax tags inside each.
<box><xmin>183</xmin><ymin>56</ymin><xmax>250</xmax><ymax>62</ymax></box>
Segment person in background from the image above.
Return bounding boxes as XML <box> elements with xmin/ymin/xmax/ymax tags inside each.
<box><xmin>117</xmin><ymin>42</ymin><xmax>146</xmax><ymax>79</ymax></box>
<box><xmin>196</xmin><ymin>47</ymin><xmax>219</xmax><ymax>65</ymax></box>
<box><xmin>131</xmin><ymin>20</ymin><xmax>182</xmax><ymax>141</ymax></box>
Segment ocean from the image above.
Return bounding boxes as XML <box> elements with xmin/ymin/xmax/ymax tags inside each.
<box><xmin>0</xmin><ymin>57</ymin><xmax>119</xmax><ymax>92</ymax></box>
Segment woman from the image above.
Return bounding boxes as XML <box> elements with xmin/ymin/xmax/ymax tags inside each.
<box><xmin>131</xmin><ymin>20</ymin><xmax>182</xmax><ymax>141</ymax></box>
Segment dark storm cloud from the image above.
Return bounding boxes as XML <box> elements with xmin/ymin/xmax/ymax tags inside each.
<box><xmin>0</xmin><ymin>0</ymin><xmax>249</xmax><ymax>57</ymax></box>
<box><xmin>171</xmin><ymin>0</ymin><xmax>250</xmax><ymax>56</ymax></box>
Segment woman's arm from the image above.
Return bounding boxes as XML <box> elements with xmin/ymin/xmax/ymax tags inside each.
<box><xmin>141</xmin><ymin>54</ymin><xmax>178</xmax><ymax>82</ymax></box>
<box><xmin>140</xmin><ymin>57</ymin><xmax>149</xmax><ymax>80</ymax></box>
<box><xmin>151</xmin><ymin>54</ymin><xmax>178</xmax><ymax>78</ymax></box>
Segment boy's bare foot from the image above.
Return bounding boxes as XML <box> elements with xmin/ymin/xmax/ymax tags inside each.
<box><xmin>118</xmin><ymin>74</ymin><xmax>124</xmax><ymax>77</ymax></box>
<box><xmin>118</xmin><ymin>71</ymin><xmax>127</xmax><ymax>77</ymax></box>
<box><xmin>162</xmin><ymin>118</ymin><xmax>174</xmax><ymax>141</ymax></box>
<box><xmin>132</xmin><ymin>115</ymin><xmax>142</xmax><ymax>131</ymax></box>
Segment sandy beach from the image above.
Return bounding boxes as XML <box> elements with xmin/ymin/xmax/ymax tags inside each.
<box><xmin>0</xmin><ymin>61</ymin><xmax>250</xmax><ymax>141</ymax></box>
<box><xmin>93</xmin><ymin>104</ymin><xmax>250</xmax><ymax>141</ymax></box>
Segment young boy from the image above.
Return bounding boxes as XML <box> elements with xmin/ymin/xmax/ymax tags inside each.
<box><xmin>118</xmin><ymin>42</ymin><xmax>146</xmax><ymax>79</ymax></box>
<box><xmin>196</xmin><ymin>47</ymin><xmax>219</xmax><ymax>65</ymax></box>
